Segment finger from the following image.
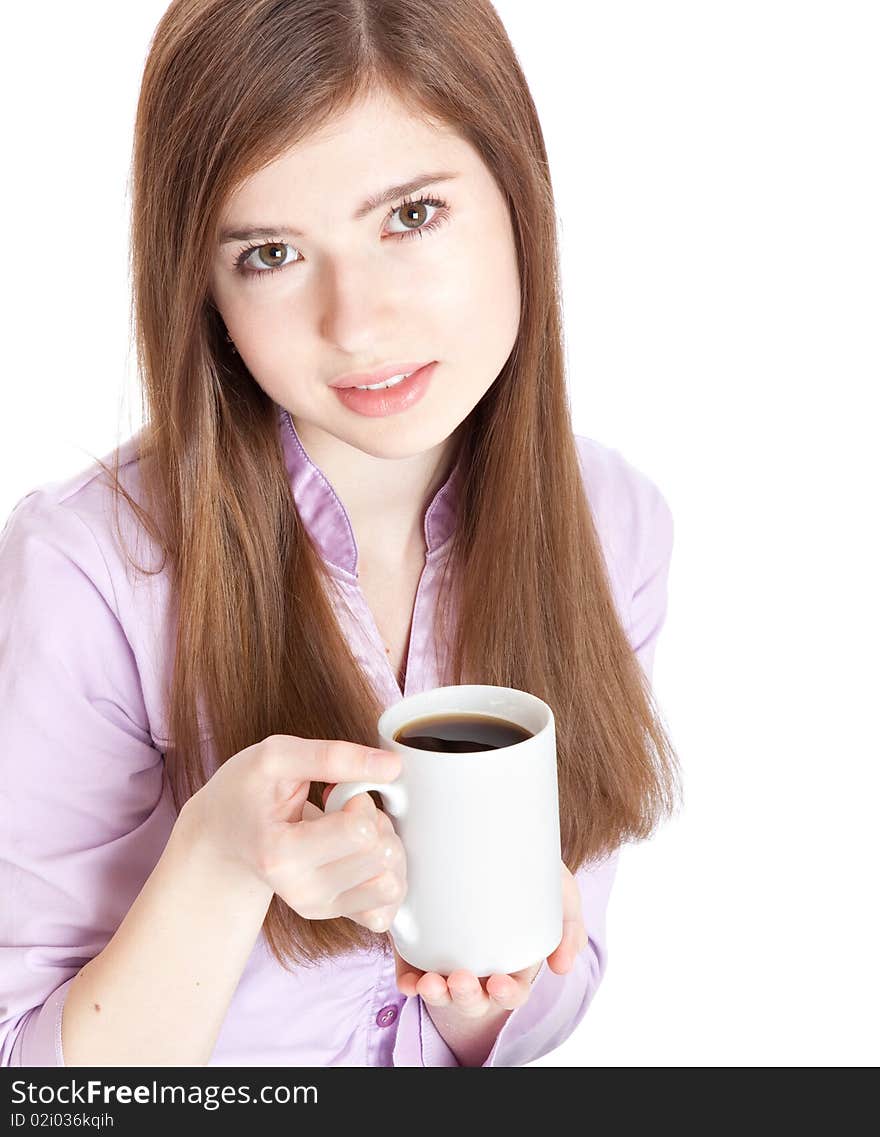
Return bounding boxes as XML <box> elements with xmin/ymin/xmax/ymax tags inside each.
<box><xmin>331</xmin><ymin>855</ymin><xmax>405</xmax><ymax>918</ymax></box>
<box><xmin>485</xmin><ymin>972</ymin><xmax>531</xmax><ymax>1009</ymax></box>
<box><xmin>351</xmin><ymin>903</ymin><xmax>398</xmax><ymax>933</ymax></box>
<box><xmin>328</xmin><ymin>787</ymin><xmax>397</xmax><ymax>842</ymax></box>
<box><xmin>263</xmin><ymin>735</ymin><xmax>402</xmax><ymax>788</ymax></box>
<box><xmin>561</xmin><ymin>861</ymin><xmax>585</xmax><ymax>925</ymax></box>
<box><xmin>271</xmin><ymin>794</ymin><xmax>383</xmax><ymax>870</ymax></box>
<box><xmin>372</xmin><ymin>803</ymin><xmax>397</xmax><ymax>836</ymax></box>
<box><xmin>390</xmin><ymin>953</ymin><xmax>423</xmax><ymax>997</ymax></box>
<box><xmin>445</xmin><ymin>970</ymin><xmax>491</xmax><ymax>1018</ymax></box>
<box><xmin>509</xmin><ymin>960</ymin><xmax>544</xmax><ymax>985</ymax></box>
<box><xmin>389</xmin><ymin>941</ymin><xmax>425</xmax><ymax>996</ymax></box>
<box><xmin>544</xmin><ymin>862</ymin><xmax>588</xmax><ymax>973</ymax></box>
<box><xmin>353</xmin><ymin>832</ymin><xmax>406</xmax><ymax>933</ymax></box>
<box><xmin>395</xmin><ymin>969</ymin><xmax>422</xmax><ymax>997</ymax></box>
<box><xmin>308</xmin><ymin>802</ymin><xmax>400</xmax><ymax>903</ymax></box>
<box><xmin>298</xmin><ymin>791</ymin><xmax>385</xmax><ymax>844</ymax></box>
<box><xmin>321</xmin><ymin>840</ymin><xmax>399</xmax><ymax>901</ymax></box>
<box><xmin>344</xmin><ymin>795</ymin><xmax>406</xmax><ymax>859</ymax></box>
<box><xmin>349</xmin><ymin>792</ymin><xmax>402</xmax><ymax>836</ymax></box>
<box><xmin>325</xmin><ymin>798</ymin><xmax>405</xmax><ymax>930</ymax></box>
<box><xmin>343</xmin><ymin>790</ymin><xmax>379</xmax><ymax>824</ymax></box>
<box><xmin>415</xmin><ymin>972</ymin><xmax>453</xmax><ymax>1007</ymax></box>
<box><xmin>347</xmin><ymin>796</ymin><xmax>405</xmax><ymax>866</ymax></box>
<box><xmin>547</xmin><ymin>918</ymin><xmax>589</xmax><ymax>973</ymax></box>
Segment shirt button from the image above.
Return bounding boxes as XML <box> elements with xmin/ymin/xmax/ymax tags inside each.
<box><xmin>376</xmin><ymin>1004</ymin><xmax>398</xmax><ymax>1028</ymax></box>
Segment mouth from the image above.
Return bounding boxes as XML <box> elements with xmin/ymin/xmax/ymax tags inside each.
<box><xmin>329</xmin><ymin>361</ymin><xmax>432</xmax><ymax>389</ymax></box>
<box><xmin>330</xmin><ymin>361</ymin><xmax>438</xmax><ymax>418</ymax></box>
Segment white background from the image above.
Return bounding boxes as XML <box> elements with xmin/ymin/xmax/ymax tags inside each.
<box><xmin>2</xmin><ymin>2</ymin><xmax>877</xmax><ymax>1066</ymax></box>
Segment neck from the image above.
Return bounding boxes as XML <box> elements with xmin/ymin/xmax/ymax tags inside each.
<box><xmin>291</xmin><ymin>418</ymin><xmax>465</xmax><ymax>566</ymax></box>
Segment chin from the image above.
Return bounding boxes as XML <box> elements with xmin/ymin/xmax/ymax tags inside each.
<box><xmin>346</xmin><ymin>415</ymin><xmax>460</xmax><ymax>461</ymax></box>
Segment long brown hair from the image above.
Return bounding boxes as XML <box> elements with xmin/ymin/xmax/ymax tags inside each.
<box><xmin>95</xmin><ymin>0</ymin><xmax>681</xmax><ymax>971</ymax></box>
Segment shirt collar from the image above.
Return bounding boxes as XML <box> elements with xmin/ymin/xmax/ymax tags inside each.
<box><xmin>277</xmin><ymin>403</ymin><xmax>462</xmax><ymax>579</ymax></box>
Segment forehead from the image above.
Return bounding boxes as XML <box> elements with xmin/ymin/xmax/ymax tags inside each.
<box><xmin>223</xmin><ymin>89</ymin><xmax>469</xmax><ymax>214</ymax></box>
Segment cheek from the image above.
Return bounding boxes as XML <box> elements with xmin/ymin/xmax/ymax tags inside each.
<box><xmin>232</xmin><ymin>301</ymin><xmax>304</xmax><ymax>362</ymax></box>
<box><xmin>435</xmin><ymin>229</ymin><xmax>520</xmax><ymax>357</ymax></box>
<box><xmin>222</xmin><ymin>302</ymin><xmax>312</xmax><ymax>402</ymax></box>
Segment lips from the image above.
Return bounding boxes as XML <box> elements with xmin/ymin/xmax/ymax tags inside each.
<box><xmin>331</xmin><ymin>360</ymin><xmax>438</xmax><ymax>417</ymax></box>
<box><xmin>329</xmin><ymin>361</ymin><xmax>431</xmax><ymax>389</ymax></box>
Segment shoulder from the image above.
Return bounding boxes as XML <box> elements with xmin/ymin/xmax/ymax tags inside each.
<box><xmin>0</xmin><ymin>429</ymin><xmax>161</xmax><ymax>649</ymax></box>
<box><xmin>1</xmin><ymin>435</ymin><xmax>218</xmax><ymax>749</ymax></box>
<box><xmin>572</xmin><ymin>432</ymin><xmax>674</xmax><ymax>600</ymax></box>
<box><xmin>0</xmin><ymin>431</ymin><xmax>183</xmax><ymax>746</ymax></box>
<box><xmin>3</xmin><ymin>428</ymin><xmax>146</xmax><ymax>530</ymax></box>
<box><xmin>1</xmin><ymin>430</ymin><xmax>157</xmax><ymax>596</ymax></box>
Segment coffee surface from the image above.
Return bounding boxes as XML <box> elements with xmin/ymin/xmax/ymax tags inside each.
<box><xmin>393</xmin><ymin>712</ymin><xmax>533</xmax><ymax>753</ymax></box>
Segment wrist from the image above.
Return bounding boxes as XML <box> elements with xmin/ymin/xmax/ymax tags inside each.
<box><xmin>423</xmin><ymin>1000</ymin><xmax>513</xmax><ymax>1067</ymax></box>
<box><xmin>173</xmin><ymin>797</ymin><xmax>275</xmax><ymax>909</ymax></box>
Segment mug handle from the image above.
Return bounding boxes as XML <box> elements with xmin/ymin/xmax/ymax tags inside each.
<box><xmin>323</xmin><ymin>780</ymin><xmax>418</xmax><ymax>947</ymax></box>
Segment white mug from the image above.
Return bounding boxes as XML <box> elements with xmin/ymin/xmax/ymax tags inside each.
<box><xmin>324</xmin><ymin>684</ymin><xmax>563</xmax><ymax>976</ymax></box>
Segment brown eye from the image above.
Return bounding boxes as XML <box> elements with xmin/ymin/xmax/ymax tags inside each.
<box><xmin>398</xmin><ymin>200</ymin><xmax>428</xmax><ymax>229</ymax></box>
<box><xmin>257</xmin><ymin>242</ymin><xmax>288</xmax><ymax>268</ymax></box>
<box><xmin>385</xmin><ymin>195</ymin><xmax>447</xmax><ymax>238</ymax></box>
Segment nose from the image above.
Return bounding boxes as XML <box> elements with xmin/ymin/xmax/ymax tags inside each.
<box><xmin>318</xmin><ymin>257</ymin><xmax>396</xmax><ymax>347</ymax></box>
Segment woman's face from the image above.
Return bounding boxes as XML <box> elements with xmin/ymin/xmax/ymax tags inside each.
<box><xmin>209</xmin><ymin>87</ymin><xmax>521</xmax><ymax>460</ymax></box>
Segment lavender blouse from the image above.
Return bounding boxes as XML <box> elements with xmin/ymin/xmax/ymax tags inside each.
<box><xmin>0</xmin><ymin>404</ymin><xmax>674</xmax><ymax>1066</ymax></box>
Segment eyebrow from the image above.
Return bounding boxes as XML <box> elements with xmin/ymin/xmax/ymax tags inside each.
<box><xmin>218</xmin><ymin>170</ymin><xmax>461</xmax><ymax>245</ymax></box>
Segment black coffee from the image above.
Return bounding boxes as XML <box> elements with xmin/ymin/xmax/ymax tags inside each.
<box><xmin>393</xmin><ymin>712</ymin><xmax>534</xmax><ymax>753</ymax></box>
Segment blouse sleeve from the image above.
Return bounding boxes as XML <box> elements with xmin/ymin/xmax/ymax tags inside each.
<box><xmin>391</xmin><ymin>473</ymin><xmax>675</xmax><ymax>1066</ymax></box>
<box><xmin>0</xmin><ymin>491</ymin><xmax>173</xmax><ymax>1067</ymax></box>
<box><xmin>626</xmin><ymin>477</ymin><xmax>676</xmax><ymax>682</ymax></box>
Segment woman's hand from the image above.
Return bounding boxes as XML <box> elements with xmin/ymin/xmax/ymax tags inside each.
<box><xmin>391</xmin><ymin>860</ymin><xmax>588</xmax><ymax>1014</ymax></box>
<box><xmin>182</xmin><ymin>736</ymin><xmax>406</xmax><ymax>933</ymax></box>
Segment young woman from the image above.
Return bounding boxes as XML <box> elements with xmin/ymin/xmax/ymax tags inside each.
<box><xmin>0</xmin><ymin>0</ymin><xmax>681</xmax><ymax>1067</ymax></box>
